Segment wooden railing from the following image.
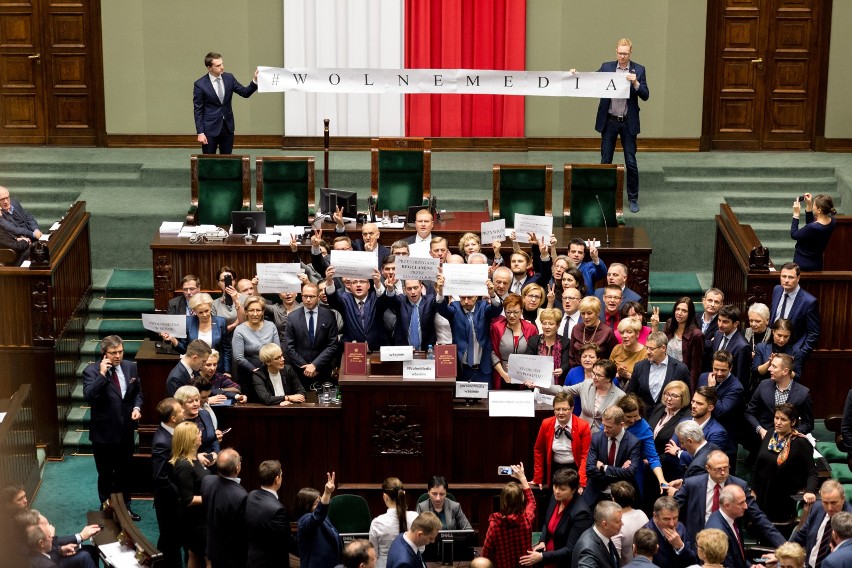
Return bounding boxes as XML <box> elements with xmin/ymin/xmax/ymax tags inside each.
<box><xmin>0</xmin><ymin>202</ymin><xmax>92</xmax><ymax>456</ymax></box>
<box><xmin>713</xmin><ymin>205</ymin><xmax>852</xmax><ymax>416</ymax></box>
<box><xmin>0</xmin><ymin>384</ymin><xmax>39</xmax><ymax>497</ymax></box>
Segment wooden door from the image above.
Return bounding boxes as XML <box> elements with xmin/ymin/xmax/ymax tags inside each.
<box><xmin>0</xmin><ymin>0</ymin><xmax>105</xmax><ymax>145</ymax></box>
<box><xmin>701</xmin><ymin>0</ymin><xmax>831</xmax><ymax>150</ymax></box>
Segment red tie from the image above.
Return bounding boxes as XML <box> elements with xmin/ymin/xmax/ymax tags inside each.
<box><xmin>608</xmin><ymin>437</ymin><xmax>617</xmax><ymax>465</ymax></box>
<box><xmin>712</xmin><ymin>484</ymin><xmax>721</xmax><ymax>511</ymax></box>
<box><xmin>733</xmin><ymin>521</ymin><xmax>745</xmax><ymax>562</ymax></box>
<box><xmin>109</xmin><ymin>367</ymin><xmax>121</xmax><ymax>393</ymax></box>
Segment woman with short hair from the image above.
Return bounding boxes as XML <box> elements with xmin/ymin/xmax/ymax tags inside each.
<box><xmin>491</xmin><ymin>294</ymin><xmax>538</xmax><ymax>389</ymax></box>
<box><xmin>252</xmin><ymin>343</ymin><xmax>306</xmax><ymax>406</ymax></box>
<box><xmin>542</xmin><ymin>359</ymin><xmax>625</xmax><ymax>430</ymax></box>
<box><xmin>481</xmin><ymin>464</ymin><xmax>536</xmax><ymax>568</ymax></box>
<box><xmin>647</xmin><ymin>380</ymin><xmax>692</xmax><ymax>482</ymax></box>
<box><xmin>567</xmin><ymin>296</ymin><xmax>617</xmax><ymax>368</ymax></box>
<box><xmin>745</xmin><ymin>302</ymin><xmax>772</xmax><ymax>347</ymax></box>
<box><xmin>160</xmin><ymin>292</ymin><xmax>232</xmax><ymax>375</ymax></box>
<box><xmin>692</xmin><ymin>528</ymin><xmax>728</xmax><ymax>568</ymax></box>
<box><xmin>525</xmin><ymin>308</ymin><xmax>570</xmax><ymax>384</ymax></box>
<box><xmin>232</xmin><ymin>295</ymin><xmax>280</xmax><ymax>396</ymax></box>
<box><xmin>416</xmin><ymin>476</ymin><xmax>472</xmax><ymax>530</ymax></box>
<box><xmin>610</xmin><ymin>317</ymin><xmax>647</xmax><ymax>383</ymax></box>
<box><xmin>174</xmin><ymin>385</ymin><xmax>219</xmax><ymax>463</ymax></box>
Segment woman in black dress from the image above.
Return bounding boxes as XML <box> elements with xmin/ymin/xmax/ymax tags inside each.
<box><xmin>753</xmin><ymin>403</ymin><xmax>818</xmax><ymax>522</ymax></box>
<box><xmin>791</xmin><ymin>193</ymin><xmax>836</xmax><ymax>271</ymax></box>
<box><xmin>169</xmin><ymin>421</ymin><xmax>211</xmax><ymax>568</ymax></box>
<box><xmin>647</xmin><ymin>380</ymin><xmax>692</xmax><ymax>482</ymax></box>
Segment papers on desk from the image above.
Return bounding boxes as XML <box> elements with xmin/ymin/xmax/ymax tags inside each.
<box><xmin>489</xmin><ymin>391</ymin><xmax>535</xmax><ymax>417</ymax></box>
<box><xmin>49</xmin><ymin>221</ymin><xmax>61</xmax><ymax>232</ymax></box>
<box><xmin>378</xmin><ymin>222</ymin><xmax>406</xmax><ymax>229</ymax></box>
<box><xmin>38</xmin><ymin>233</ymin><xmax>50</xmax><ymax>242</ymax></box>
<box><xmin>255</xmin><ymin>234</ymin><xmax>281</xmax><ymax>244</ymax></box>
<box><xmin>271</xmin><ymin>225</ymin><xmax>306</xmax><ymax>237</ymax></box>
<box><xmin>159</xmin><ymin>221</ymin><xmax>183</xmax><ymax>235</ymax></box>
<box><xmin>178</xmin><ymin>225</ymin><xmax>217</xmax><ymax>238</ymax></box>
<box><xmin>20</xmin><ymin>260</ymin><xmax>31</xmax><ymax>268</ymax></box>
<box><xmin>98</xmin><ymin>541</ymin><xmax>144</xmax><ymax>568</ymax></box>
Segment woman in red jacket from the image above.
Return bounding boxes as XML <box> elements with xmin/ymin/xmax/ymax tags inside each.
<box><xmin>533</xmin><ymin>392</ymin><xmax>592</xmax><ymax>491</ymax></box>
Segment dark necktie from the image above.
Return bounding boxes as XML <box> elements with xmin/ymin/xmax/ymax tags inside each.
<box><xmin>466</xmin><ymin>311</ymin><xmax>475</xmax><ymax>365</ymax></box>
<box><xmin>733</xmin><ymin>521</ymin><xmax>745</xmax><ymax>562</ymax></box>
<box><xmin>555</xmin><ymin>425</ymin><xmax>572</xmax><ymax>440</ymax></box>
<box><xmin>109</xmin><ymin>367</ymin><xmax>121</xmax><ymax>394</ymax></box>
<box><xmin>357</xmin><ymin>300</ymin><xmax>366</xmax><ymax>330</ymax></box>
<box><xmin>779</xmin><ymin>293</ymin><xmax>790</xmax><ymax>320</ymax></box>
<box><xmin>608</xmin><ymin>437</ymin><xmax>617</xmax><ymax>465</ymax></box>
<box><xmin>416</xmin><ymin>550</ymin><xmax>425</xmax><ymax>568</ymax></box>
<box><xmin>607</xmin><ymin>540</ymin><xmax>619</xmax><ymax>568</ymax></box>
<box><xmin>308</xmin><ymin>310</ymin><xmax>315</xmax><ymax>342</ymax></box>
<box><xmin>720</xmin><ymin>335</ymin><xmax>729</xmax><ymax>351</ymax></box>
<box><xmin>711</xmin><ymin>484</ymin><xmax>721</xmax><ymax>512</ymax></box>
<box><xmin>816</xmin><ymin>517</ymin><xmax>833</xmax><ymax>567</ymax></box>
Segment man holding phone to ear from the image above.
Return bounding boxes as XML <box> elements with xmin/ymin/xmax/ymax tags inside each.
<box><xmin>82</xmin><ymin>335</ymin><xmax>144</xmax><ymax>520</ymax></box>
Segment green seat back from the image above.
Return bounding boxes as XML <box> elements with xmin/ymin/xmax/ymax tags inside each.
<box><xmin>196</xmin><ymin>158</ymin><xmax>245</xmax><ymax>225</ymax></box>
<box><xmin>569</xmin><ymin>167</ymin><xmax>618</xmax><ymax>227</ymax></box>
<box><xmin>262</xmin><ymin>160</ymin><xmax>310</xmax><ymax>225</ymax></box>
<box><xmin>377</xmin><ymin>150</ymin><xmax>424</xmax><ymax>211</ymax></box>
<box><xmin>327</xmin><ymin>494</ymin><xmax>373</xmax><ymax>533</ymax></box>
<box><xmin>500</xmin><ymin>168</ymin><xmax>547</xmax><ymax>224</ymax></box>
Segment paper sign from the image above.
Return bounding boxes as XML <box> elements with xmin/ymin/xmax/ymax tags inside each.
<box><xmin>396</xmin><ymin>257</ymin><xmax>439</xmax><ymax>282</ymax></box>
<box><xmin>330</xmin><ymin>250</ymin><xmax>378</xmax><ymax>279</ymax></box>
<box><xmin>403</xmin><ymin>359</ymin><xmax>436</xmax><ymax>380</ymax></box>
<box><xmin>513</xmin><ymin>213</ymin><xmax>554</xmax><ymax>243</ymax></box>
<box><xmin>142</xmin><ymin>314</ymin><xmax>187</xmax><ymax>338</ymax></box>
<box><xmin>534</xmin><ymin>388</ymin><xmax>555</xmax><ymax>406</ymax></box>
<box><xmin>455</xmin><ymin>381</ymin><xmax>489</xmax><ymax>399</ymax></box>
<box><xmin>441</xmin><ymin>263</ymin><xmax>489</xmax><ymax>297</ymax></box>
<box><xmin>408</xmin><ymin>240</ymin><xmax>431</xmax><ymax>258</ymax></box>
<box><xmin>585</xmin><ymin>239</ymin><xmax>601</xmax><ymax>248</ymax></box>
<box><xmin>273</xmin><ymin>225</ymin><xmax>304</xmax><ymax>237</ymax></box>
<box><xmin>480</xmin><ymin>219</ymin><xmax>506</xmax><ymax>245</ymax></box>
<box><xmin>380</xmin><ymin>346</ymin><xmax>414</xmax><ymax>361</ymax></box>
<box><xmin>507</xmin><ymin>354</ymin><xmax>554</xmax><ymax>388</ymax></box>
<box><xmin>256</xmin><ymin>263</ymin><xmax>304</xmax><ymax>293</ymax></box>
<box><xmin>488</xmin><ymin>391</ymin><xmax>536</xmax><ymax>417</ymax></box>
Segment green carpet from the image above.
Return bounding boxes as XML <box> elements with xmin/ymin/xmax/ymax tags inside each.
<box><xmin>649</xmin><ymin>272</ymin><xmax>703</xmax><ymax>296</ymax></box>
<box><xmin>105</xmin><ymin>269</ymin><xmax>154</xmax><ymax>296</ymax></box>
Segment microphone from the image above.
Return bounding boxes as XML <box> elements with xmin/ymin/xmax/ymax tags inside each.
<box><xmin>595</xmin><ymin>194</ymin><xmax>611</xmax><ymax>246</ymax></box>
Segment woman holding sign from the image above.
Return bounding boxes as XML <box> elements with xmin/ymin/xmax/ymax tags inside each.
<box><xmin>525</xmin><ymin>308</ymin><xmax>570</xmax><ymax>384</ymax></box>
<box><xmin>161</xmin><ymin>293</ymin><xmax>232</xmax><ymax>375</ymax></box>
<box><xmin>490</xmin><ymin>294</ymin><xmax>538</xmax><ymax>389</ymax></box>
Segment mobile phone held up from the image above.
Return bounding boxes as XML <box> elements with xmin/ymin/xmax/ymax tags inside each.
<box><xmin>497</xmin><ymin>466</ymin><xmax>512</xmax><ymax>475</ymax></box>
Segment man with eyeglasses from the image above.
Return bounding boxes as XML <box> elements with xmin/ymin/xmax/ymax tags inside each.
<box><xmin>168</xmin><ymin>274</ymin><xmax>201</xmax><ymax>316</ymax></box>
<box><xmin>672</xmin><ymin>449</ymin><xmax>783</xmax><ymax>545</ymax></box>
<box><xmin>626</xmin><ymin>331</ymin><xmax>689</xmax><ymax>416</ymax></box>
<box><xmin>0</xmin><ymin>185</ymin><xmax>42</xmax><ymax>241</ymax></box>
<box><xmin>559</xmin><ymin>289</ymin><xmax>582</xmax><ymax>338</ymax></box>
<box><xmin>285</xmin><ymin>282</ymin><xmax>340</xmax><ymax>390</ymax></box>
<box><xmin>789</xmin><ymin>480</ymin><xmax>852</xmax><ymax>568</ymax></box>
<box><xmin>600</xmin><ymin>284</ymin><xmax>623</xmax><ymax>329</ymax></box>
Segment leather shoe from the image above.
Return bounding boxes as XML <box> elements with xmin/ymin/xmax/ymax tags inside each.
<box><xmin>629</xmin><ymin>200</ymin><xmax>640</xmax><ymax>213</ymax></box>
<box><xmin>127</xmin><ymin>509</ymin><xmax>141</xmax><ymax>522</ymax></box>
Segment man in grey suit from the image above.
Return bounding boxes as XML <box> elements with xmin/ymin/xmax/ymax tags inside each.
<box><xmin>284</xmin><ymin>282</ymin><xmax>340</xmax><ymax>390</ymax></box>
<box><xmin>0</xmin><ymin>186</ymin><xmax>41</xmax><ymax>241</ymax></box>
<box><xmin>246</xmin><ymin>460</ymin><xmax>291</xmax><ymax>567</ymax></box>
<box><xmin>571</xmin><ymin>501</ymin><xmax>623</xmax><ymax>568</ymax></box>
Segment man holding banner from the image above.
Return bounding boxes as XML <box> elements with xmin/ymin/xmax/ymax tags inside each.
<box><xmin>324</xmin><ymin>265</ymin><xmax>392</xmax><ymax>351</ymax></box>
<box><xmin>594</xmin><ymin>38</ymin><xmax>650</xmax><ymax>214</ymax></box>
<box><xmin>384</xmin><ymin>276</ymin><xmax>438</xmax><ymax>351</ymax></box>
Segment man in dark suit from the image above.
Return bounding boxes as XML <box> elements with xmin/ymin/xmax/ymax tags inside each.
<box><xmin>386</xmin><ymin>511</ymin><xmax>441</xmax><ymax>568</ymax></box>
<box><xmin>152</xmin><ymin>398</ymin><xmax>184</xmax><ymax>568</ymax></box>
<box><xmin>325</xmin><ymin>267</ymin><xmax>391</xmax><ymax>351</ymax></box>
<box><xmin>673</xmin><ymin>450</ymin><xmax>784</xmax><ymax>546</ymax></box>
<box><xmin>405</xmin><ymin>209</ymin><xmax>434</xmax><ymax>245</ymax></box>
<box><xmin>642</xmin><ymin>496</ymin><xmax>697</xmax><ymax>568</ymax></box>
<box><xmin>340</xmin><ymin>539</ymin><xmax>377</xmax><ymax>568</ymax></box>
<box><xmin>82</xmin><ymin>335</ymin><xmax>143</xmax><ymax>518</ymax></box>
<box><xmin>436</xmin><ymin>276</ymin><xmax>503</xmax><ymax>383</ymax></box>
<box><xmin>697</xmin><ymin>288</ymin><xmax>724</xmax><ymax>368</ymax></box>
<box><xmin>824</xmin><ymin>512</ymin><xmax>852</xmax><ymax>568</ymax></box>
<box><xmin>697</xmin><ymin>351</ymin><xmax>746</xmax><ymax>463</ymax></box>
<box><xmin>246</xmin><ymin>460</ymin><xmax>291</xmax><ymax>567</ymax></box>
<box><xmin>285</xmin><ymin>282</ymin><xmax>340</xmax><ymax>389</ymax></box>
<box><xmin>665</xmin><ymin>420</ymin><xmax>717</xmax><ymax>482</ymax></box>
<box><xmin>506</xmin><ymin>247</ymin><xmax>552</xmax><ymax>296</ymax></box>
<box><xmin>683</xmin><ymin>387</ymin><xmax>733</xmax><ymax>456</ymax></box>
<box><xmin>626</xmin><ymin>331</ymin><xmax>690</xmax><ymax>416</ymax></box>
<box><xmin>0</xmin><ymin>222</ymin><xmax>30</xmax><ymax>266</ymax></box>
<box><xmin>789</xmin><ymin>480</ymin><xmax>851</xmax><ymax>567</ymax></box>
<box><xmin>565</xmin><ymin>238</ymin><xmax>607</xmax><ymax>294</ymax></box>
<box><xmin>571</xmin><ymin>501</ymin><xmax>623</xmax><ymax>568</ymax></box>
<box><xmin>20</xmin><ymin>509</ymin><xmax>101</xmax><ymax>568</ymax></box>
<box><xmin>193</xmin><ymin>51</ymin><xmax>257</xmax><ymax>154</ymax></box>
<box><xmin>384</xmin><ymin>277</ymin><xmax>438</xmax><ymax>350</ymax></box>
<box><xmin>706</xmin><ymin>305</ymin><xmax>750</xmax><ymax>382</ymax></box>
<box><xmin>705</xmin><ymin>485</ymin><xmax>752</xmax><ymax>568</ymax></box>
<box><xmin>585</xmin><ymin>406</ymin><xmax>642</xmax><ymax>506</ymax></box>
<box><xmin>0</xmin><ymin>186</ymin><xmax>41</xmax><ymax>241</ymax></box>
<box><xmin>745</xmin><ymin>353</ymin><xmax>814</xmax><ymax>437</ymax></box>
<box><xmin>622</xmin><ymin>528</ymin><xmax>660</xmax><ymax>568</ymax></box>
<box><xmin>201</xmin><ymin>448</ymin><xmax>248</xmax><ymax>568</ymax></box>
<box><xmin>770</xmin><ymin>262</ymin><xmax>821</xmax><ymax>359</ymax></box>
<box><xmin>593</xmin><ymin>263</ymin><xmax>642</xmax><ymax>307</ymax></box>
<box><xmin>166</xmin><ymin>339</ymin><xmax>211</xmax><ymax>396</ymax></box>
<box><xmin>594</xmin><ymin>38</ymin><xmax>650</xmax><ymax>213</ymax></box>
<box><xmin>334</xmin><ymin>220</ymin><xmax>391</xmax><ymax>265</ymax></box>
<box><xmin>522</xmin><ymin>468</ymin><xmax>592</xmax><ymax>566</ymax></box>
<box><xmin>167</xmin><ymin>274</ymin><xmax>201</xmax><ymax>316</ymax></box>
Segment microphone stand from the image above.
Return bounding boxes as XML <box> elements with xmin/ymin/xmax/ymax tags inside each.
<box><xmin>595</xmin><ymin>194</ymin><xmax>611</xmax><ymax>246</ymax></box>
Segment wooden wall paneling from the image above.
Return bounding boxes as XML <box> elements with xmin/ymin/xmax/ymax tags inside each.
<box><xmin>822</xmin><ymin>217</ymin><xmax>852</xmax><ymax>271</ymax></box>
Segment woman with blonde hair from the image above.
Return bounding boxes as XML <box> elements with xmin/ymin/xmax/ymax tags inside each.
<box><xmin>691</xmin><ymin>528</ymin><xmax>728</xmax><ymax>568</ymax></box>
<box><xmin>610</xmin><ymin>317</ymin><xmax>647</xmax><ymax>383</ymax></box>
<box><xmin>521</xmin><ymin>283</ymin><xmax>550</xmax><ymax>328</ymax></box>
<box><xmin>232</xmin><ymin>295</ymin><xmax>280</xmax><ymax>396</ymax></box>
<box><xmin>458</xmin><ymin>232</ymin><xmax>481</xmax><ymax>261</ymax></box>
<box><xmin>169</xmin><ymin>421</ymin><xmax>210</xmax><ymax>568</ymax></box>
<box><xmin>647</xmin><ymin>380</ymin><xmax>692</xmax><ymax>481</ymax></box>
<box><xmin>252</xmin><ymin>342</ymin><xmax>306</xmax><ymax>406</ymax></box>
<box><xmin>774</xmin><ymin>542</ymin><xmax>806</xmax><ymax>568</ymax></box>
<box><xmin>368</xmin><ymin>477</ymin><xmax>417</xmax><ymax>568</ymax></box>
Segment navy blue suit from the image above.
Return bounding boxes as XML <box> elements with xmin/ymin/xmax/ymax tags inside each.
<box><xmin>585</xmin><ymin>429</ymin><xmax>642</xmax><ymax>505</ymax></box>
<box><xmin>386</xmin><ymin>290</ymin><xmax>438</xmax><ymax>350</ymax></box>
<box><xmin>643</xmin><ymin>519</ymin><xmax>696</xmax><ymax>568</ymax></box>
<box><xmin>436</xmin><ymin>296</ymin><xmax>503</xmax><ymax>379</ymax></box>
<box><xmin>152</xmin><ymin>425</ymin><xmax>181</xmax><ymax>568</ymax></box>
<box><xmin>0</xmin><ymin>199</ymin><xmax>40</xmax><ymax>239</ymax></box>
<box><xmin>201</xmin><ymin>475</ymin><xmax>248</xmax><ymax>568</ymax></box>
<box><xmin>824</xmin><ymin>539</ymin><xmax>852</xmax><ymax>568</ymax></box>
<box><xmin>297</xmin><ymin>502</ymin><xmax>341</xmax><ymax>568</ymax></box>
<box><xmin>595</xmin><ymin>60</ymin><xmax>649</xmax><ymax>204</ymax></box>
<box><xmin>709</xmin><ymin>330</ymin><xmax>751</xmax><ymax>386</ymax></box>
<box><xmin>325</xmin><ymin>284</ymin><xmax>393</xmax><ymax>351</ymax></box>
<box><xmin>176</xmin><ymin>315</ymin><xmax>232</xmax><ymax>374</ymax></box>
<box><xmin>82</xmin><ymin>358</ymin><xmax>142</xmax><ymax>505</ymax></box>
<box><xmin>681</xmin><ymin>441</ymin><xmax>718</xmax><ymax>479</ymax></box>
<box><xmin>697</xmin><ymin>372</ymin><xmax>745</xmax><ymax>447</ymax></box>
<box><xmin>594</xmin><ymin>286</ymin><xmax>642</xmax><ymax>306</ymax></box>
<box><xmin>193</xmin><ymin>71</ymin><xmax>257</xmax><ymax>154</ymax></box>
<box><xmin>386</xmin><ymin>533</ymin><xmax>423</xmax><ymax>568</ymax></box>
<box><xmin>674</xmin><ymin>474</ymin><xmax>784</xmax><ymax>546</ymax></box>
<box><xmin>626</xmin><ymin>357</ymin><xmax>690</xmax><ymax>416</ymax></box>
<box><xmin>166</xmin><ymin>361</ymin><xmax>193</xmax><ymax>397</ymax></box>
<box><xmin>745</xmin><ymin>378</ymin><xmax>814</xmax><ymax>434</ymax></box>
<box><xmin>790</xmin><ymin>500</ymin><xmax>852</xmax><ymax>557</ymax></box>
<box><xmin>770</xmin><ymin>284</ymin><xmax>820</xmax><ymax>357</ymax></box>
<box><xmin>246</xmin><ymin>489</ymin><xmax>291</xmax><ymax>567</ymax></box>
<box><xmin>705</xmin><ymin>511</ymin><xmax>748</xmax><ymax>568</ymax></box>
<box><xmin>674</xmin><ymin>416</ymin><xmax>733</xmax><ymax>457</ymax></box>
<box><xmin>284</xmin><ymin>305</ymin><xmax>340</xmax><ymax>388</ymax></box>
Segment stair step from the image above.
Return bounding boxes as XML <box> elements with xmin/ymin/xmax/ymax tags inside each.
<box><xmin>0</xmin><ymin>161</ymin><xmax>143</xmax><ymax>174</ymax></box>
<box><xmin>84</xmin><ymin>318</ymin><xmax>147</xmax><ymax>338</ymax></box>
<box><xmin>71</xmin><ymin>384</ymin><xmax>85</xmax><ymax>402</ymax></box>
<box><xmin>1</xmin><ymin>171</ymin><xmax>142</xmax><ymax>188</ymax></box>
<box><xmin>662</xmin><ymin>166</ymin><xmax>836</xmax><ymax>179</ymax></box>
<box><xmin>104</xmin><ymin>270</ymin><xmax>154</xmax><ymax>299</ymax></box>
<box><xmin>93</xmin><ymin>299</ymin><xmax>155</xmax><ymax>316</ymax></box>
<box><xmin>66</xmin><ymin>406</ymin><xmax>90</xmax><ymax>427</ymax></box>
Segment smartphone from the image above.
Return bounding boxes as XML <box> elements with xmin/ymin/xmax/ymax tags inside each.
<box><xmin>497</xmin><ymin>466</ymin><xmax>512</xmax><ymax>475</ymax></box>
<box><xmin>224</xmin><ymin>275</ymin><xmax>233</xmax><ymax>288</ymax></box>
<box><xmin>751</xmin><ymin>559</ymin><xmax>768</xmax><ymax>565</ymax></box>
<box><xmin>221</xmin><ymin>428</ymin><xmax>232</xmax><ymax>435</ymax></box>
<box><xmin>797</xmin><ymin>195</ymin><xmax>806</xmax><ymax>203</ymax></box>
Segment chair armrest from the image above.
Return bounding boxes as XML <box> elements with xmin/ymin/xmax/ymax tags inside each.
<box><xmin>0</xmin><ymin>248</ymin><xmax>17</xmax><ymax>266</ymax></box>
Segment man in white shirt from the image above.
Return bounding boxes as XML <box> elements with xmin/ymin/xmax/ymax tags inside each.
<box><xmin>705</xmin><ymin>485</ymin><xmax>752</xmax><ymax>568</ymax></box>
<box><xmin>559</xmin><ymin>288</ymin><xmax>582</xmax><ymax>337</ymax></box>
<box><xmin>405</xmin><ymin>209</ymin><xmax>434</xmax><ymax>244</ymax></box>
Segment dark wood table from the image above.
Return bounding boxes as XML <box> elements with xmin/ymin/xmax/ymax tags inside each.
<box><xmin>150</xmin><ymin>215</ymin><xmax>651</xmax><ymax>311</ymax></box>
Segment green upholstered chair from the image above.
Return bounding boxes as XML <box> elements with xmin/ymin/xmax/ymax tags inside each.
<box><xmin>563</xmin><ymin>164</ymin><xmax>624</xmax><ymax>228</ymax></box>
<box><xmin>256</xmin><ymin>156</ymin><xmax>315</xmax><ymax>226</ymax></box>
<box><xmin>327</xmin><ymin>494</ymin><xmax>373</xmax><ymax>534</ymax></box>
<box><xmin>491</xmin><ymin>164</ymin><xmax>553</xmax><ymax>223</ymax></box>
<box><xmin>371</xmin><ymin>138</ymin><xmax>431</xmax><ymax>212</ymax></box>
<box><xmin>187</xmin><ymin>155</ymin><xmax>250</xmax><ymax>225</ymax></box>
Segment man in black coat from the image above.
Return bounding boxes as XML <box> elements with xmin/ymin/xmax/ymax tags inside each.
<box><xmin>245</xmin><ymin>460</ymin><xmax>291</xmax><ymax>567</ymax></box>
<box><xmin>0</xmin><ymin>222</ymin><xmax>30</xmax><ymax>266</ymax></box>
<box><xmin>151</xmin><ymin>398</ymin><xmax>184</xmax><ymax>568</ymax></box>
<box><xmin>284</xmin><ymin>282</ymin><xmax>340</xmax><ymax>389</ymax></box>
<box><xmin>201</xmin><ymin>448</ymin><xmax>248</xmax><ymax>568</ymax></box>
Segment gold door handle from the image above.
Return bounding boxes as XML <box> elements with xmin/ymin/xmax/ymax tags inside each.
<box><xmin>27</xmin><ymin>53</ymin><xmax>40</xmax><ymax>59</ymax></box>
<box><xmin>751</xmin><ymin>58</ymin><xmax>763</xmax><ymax>64</ymax></box>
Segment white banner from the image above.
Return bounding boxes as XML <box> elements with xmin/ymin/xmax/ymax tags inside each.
<box><xmin>330</xmin><ymin>250</ymin><xmax>378</xmax><ymax>280</ymax></box>
<box><xmin>481</xmin><ymin>219</ymin><xmax>506</xmax><ymax>245</ymax></box>
<box><xmin>513</xmin><ymin>213</ymin><xmax>554</xmax><ymax>243</ymax></box>
<box><xmin>441</xmin><ymin>263</ymin><xmax>489</xmax><ymax>297</ymax></box>
<box><xmin>507</xmin><ymin>354</ymin><xmax>554</xmax><ymax>388</ymax></box>
<box><xmin>396</xmin><ymin>257</ymin><xmax>440</xmax><ymax>282</ymax></box>
<box><xmin>258</xmin><ymin>68</ymin><xmax>630</xmax><ymax>99</ymax></box>
<box><xmin>142</xmin><ymin>314</ymin><xmax>187</xmax><ymax>339</ymax></box>
<box><xmin>489</xmin><ymin>391</ymin><xmax>536</xmax><ymax>417</ymax></box>
<box><xmin>256</xmin><ymin>263</ymin><xmax>304</xmax><ymax>294</ymax></box>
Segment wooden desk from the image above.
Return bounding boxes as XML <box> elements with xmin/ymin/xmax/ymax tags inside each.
<box><xmin>151</xmin><ymin>218</ymin><xmax>651</xmax><ymax>311</ymax></box>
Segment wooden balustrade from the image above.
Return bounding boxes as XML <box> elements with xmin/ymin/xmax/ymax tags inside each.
<box><xmin>0</xmin><ymin>384</ymin><xmax>39</xmax><ymax>497</ymax></box>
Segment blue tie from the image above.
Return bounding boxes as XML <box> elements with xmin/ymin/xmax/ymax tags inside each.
<box><xmin>409</xmin><ymin>303</ymin><xmax>421</xmax><ymax>350</ymax></box>
<box><xmin>308</xmin><ymin>310</ymin><xmax>315</xmax><ymax>342</ymax></box>
<box><xmin>466</xmin><ymin>311</ymin><xmax>475</xmax><ymax>365</ymax></box>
